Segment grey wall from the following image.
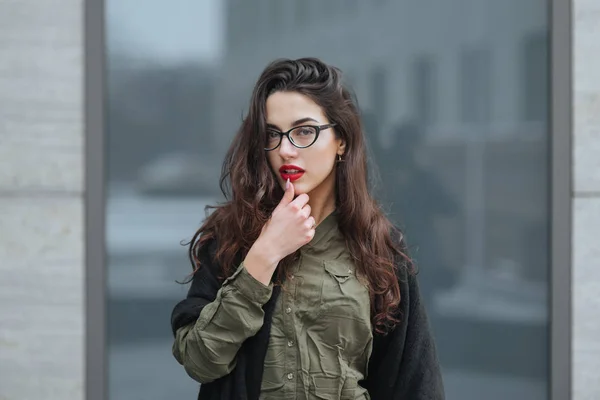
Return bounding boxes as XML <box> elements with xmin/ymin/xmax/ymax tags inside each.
<box><xmin>573</xmin><ymin>0</ymin><xmax>600</xmax><ymax>399</ymax></box>
<box><xmin>0</xmin><ymin>1</ymin><xmax>85</xmax><ymax>399</ymax></box>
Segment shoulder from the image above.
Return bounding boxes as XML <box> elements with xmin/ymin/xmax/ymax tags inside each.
<box><xmin>390</xmin><ymin>224</ymin><xmax>407</xmax><ymax>249</ymax></box>
<box><xmin>389</xmin><ymin>224</ymin><xmax>414</xmax><ymax>275</ymax></box>
<box><xmin>192</xmin><ymin>235</ymin><xmax>220</xmax><ymax>276</ymax></box>
<box><xmin>193</xmin><ymin>234</ymin><xmax>243</xmax><ymax>282</ymax></box>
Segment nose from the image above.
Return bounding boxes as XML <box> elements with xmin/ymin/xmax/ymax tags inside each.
<box><xmin>278</xmin><ymin>135</ymin><xmax>298</xmax><ymax>159</ymax></box>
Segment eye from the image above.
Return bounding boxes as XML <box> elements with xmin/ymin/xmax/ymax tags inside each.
<box><xmin>297</xmin><ymin>126</ymin><xmax>317</xmax><ymax>136</ymax></box>
<box><xmin>267</xmin><ymin>130</ymin><xmax>280</xmax><ymax>138</ymax></box>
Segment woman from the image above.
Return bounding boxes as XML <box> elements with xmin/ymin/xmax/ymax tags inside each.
<box><xmin>171</xmin><ymin>58</ymin><xmax>444</xmax><ymax>400</ymax></box>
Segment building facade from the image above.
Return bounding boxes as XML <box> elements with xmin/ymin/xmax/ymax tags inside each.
<box><xmin>0</xmin><ymin>0</ymin><xmax>597</xmax><ymax>399</ymax></box>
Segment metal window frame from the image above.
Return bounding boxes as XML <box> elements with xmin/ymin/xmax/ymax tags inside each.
<box><xmin>85</xmin><ymin>0</ymin><xmax>106</xmax><ymax>398</ymax></box>
<box><xmin>84</xmin><ymin>0</ymin><xmax>572</xmax><ymax>398</ymax></box>
<box><xmin>549</xmin><ymin>0</ymin><xmax>572</xmax><ymax>399</ymax></box>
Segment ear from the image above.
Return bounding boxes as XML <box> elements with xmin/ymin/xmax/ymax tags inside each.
<box><xmin>337</xmin><ymin>139</ymin><xmax>346</xmax><ymax>156</ymax></box>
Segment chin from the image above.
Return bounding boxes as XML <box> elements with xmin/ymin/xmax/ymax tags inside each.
<box><xmin>292</xmin><ymin>184</ymin><xmax>308</xmax><ymax>194</ymax></box>
<box><xmin>291</xmin><ymin>181</ymin><xmax>312</xmax><ymax>195</ymax></box>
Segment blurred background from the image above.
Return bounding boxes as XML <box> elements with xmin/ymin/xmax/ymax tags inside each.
<box><xmin>105</xmin><ymin>0</ymin><xmax>550</xmax><ymax>399</ymax></box>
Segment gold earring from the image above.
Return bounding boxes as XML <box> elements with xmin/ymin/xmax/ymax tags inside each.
<box><xmin>337</xmin><ymin>154</ymin><xmax>342</xmax><ymax>162</ymax></box>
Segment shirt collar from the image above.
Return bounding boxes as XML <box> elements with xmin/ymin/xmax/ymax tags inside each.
<box><xmin>305</xmin><ymin>208</ymin><xmax>339</xmax><ymax>250</ymax></box>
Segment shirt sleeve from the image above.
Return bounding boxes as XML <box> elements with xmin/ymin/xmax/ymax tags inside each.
<box><xmin>173</xmin><ymin>262</ymin><xmax>273</xmax><ymax>384</ymax></box>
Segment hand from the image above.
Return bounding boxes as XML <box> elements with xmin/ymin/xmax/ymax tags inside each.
<box><xmin>258</xmin><ymin>179</ymin><xmax>315</xmax><ymax>259</ymax></box>
<box><xmin>243</xmin><ymin>179</ymin><xmax>315</xmax><ymax>285</ymax></box>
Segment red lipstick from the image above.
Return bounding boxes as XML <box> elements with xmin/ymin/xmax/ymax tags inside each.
<box><xmin>279</xmin><ymin>164</ymin><xmax>305</xmax><ymax>182</ymax></box>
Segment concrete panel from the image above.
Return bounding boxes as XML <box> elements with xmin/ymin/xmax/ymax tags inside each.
<box><xmin>0</xmin><ymin>0</ymin><xmax>83</xmax><ymax>193</ymax></box>
<box><xmin>0</xmin><ymin>0</ymin><xmax>84</xmax><ymax>399</ymax></box>
<box><xmin>0</xmin><ymin>262</ymin><xmax>84</xmax><ymax>400</ymax></box>
<box><xmin>573</xmin><ymin>0</ymin><xmax>600</xmax><ymax>194</ymax></box>
<box><xmin>573</xmin><ymin>0</ymin><xmax>600</xmax><ymax>94</ymax></box>
<box><xmin>573</xmin><ymin>92</ymin><xmax>600</xmax><ymax>194</ymax></box>
<box><xmin>572</xmin><ymin>197</ymin><xmax>600</xmax><ymax>399</ymax></box>
<box><xmin>0</xmin><ymin>198</ymin><xmax>84</xmax><ymax>263</ymax></box>
<box><xmin>0</xmin><ymin>199</ymin><xmax>84</xmax><ymax>399</ymax></box>
<box><xmin>0</xmin><ymin>141</ymin><xmax>83</xmax><ymax>193</ymax></box>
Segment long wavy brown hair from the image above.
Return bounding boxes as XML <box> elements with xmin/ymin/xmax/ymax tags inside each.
<box><xmin>187</xmin><ymin>57</ymin><xmax>412</xmax><ymax>334</ymax></box>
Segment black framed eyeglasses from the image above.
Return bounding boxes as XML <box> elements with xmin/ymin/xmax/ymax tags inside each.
<box><xmin>264</xmin><ymin>123</ymin><xmax>337</xmax><ymax>151</ymax></box>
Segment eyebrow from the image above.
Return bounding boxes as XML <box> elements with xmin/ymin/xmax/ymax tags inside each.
<box><xmin>266</xmin><ymin>117</ymin><xmax>320</xmax><ymax>131</ymax></box>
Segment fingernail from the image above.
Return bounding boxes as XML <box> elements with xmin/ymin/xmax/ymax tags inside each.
<box><xmin>286</xmin><ymin>178</ymin><xmax>290</xmax><ymax>189</ymax></box>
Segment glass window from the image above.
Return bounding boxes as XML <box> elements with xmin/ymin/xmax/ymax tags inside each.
<box><xmin>460</xmin><ymin>47</ymin><xmax>492</xmax><ymax>124</ymax></box>
<box><xmin>268</xmin><ymin>0</ymin><xmax>284</xmax><ymax>32</ymax></box>
<box><xmin>369</xmin><ymin>65</ymin><xmax>388</xmax><ymax>132</ymax></box>
<box><xmin>293</xmin><ymin>0</ymin><xmax>310</xmax><ymax>26</ymax></box>
<box><xmin>410</xmin><ymin>55</ymin><xmax>437</xmax><ymax>125</ymax></box>
<box><xmin>521</xmin><ymin>32</ymin><xmax>549</xmax><ymax>122</ymax></box>
<box><xmin>105</xmin><ymin>1</ymin><xmax>550</xmax><ymax>399</ymax></box>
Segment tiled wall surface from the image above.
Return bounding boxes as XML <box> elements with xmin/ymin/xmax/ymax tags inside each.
<box><xmin>573</xmin><ymin>0</ymin><xmax>600</xmax><ymax>399</ymax></box>
<box><xmin>0</xmin><ymin>1</ymin><xmax>84</xmax><ymax>399</ymax></box>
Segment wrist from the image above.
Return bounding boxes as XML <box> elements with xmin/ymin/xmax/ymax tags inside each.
<box><xmin>243</xmin><ymin>240</ymin><xmax>280</xmax><ymax>286</ymax></box>
<box><xmin>250</xmin><ymin>239</ymin><xmax>281</xmax><ymax>267</ymax></box>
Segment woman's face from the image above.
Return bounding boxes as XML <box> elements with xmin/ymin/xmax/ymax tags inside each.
<box><xmin>265</xmin><ymin>91</ymin><xmax>345</xmax><ymax>198</ymax></box>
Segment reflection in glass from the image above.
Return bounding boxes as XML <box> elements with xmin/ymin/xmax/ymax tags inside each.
<box><xmin>106</xmin><ymin>1</ymin><xmax>550</xmax><ymax>399</ymax></box>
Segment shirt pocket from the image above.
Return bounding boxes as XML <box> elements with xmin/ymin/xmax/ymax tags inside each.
<box><xmin>309</xmin><ymin>372</ymin><xmax>345</xmax><ymax>400</ymax></box>
<box><xmin>321</xmin><ymin>260</ymin><xmax>371</xmax><ymax>320</ymax></box>
<box><xmin>324</xmin><ymin>260</ymin><xmax>354</xmax><ymax>283</ymax></box>
<box><xmin>323</xmin><ymin>260</ymin><xmax>356</xmax><ymax>296</ymax></box>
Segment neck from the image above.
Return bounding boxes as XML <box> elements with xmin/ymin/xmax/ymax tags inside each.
<box><xmin>307</xmin><ymin>180</ymin><xmax>337</xmax><ymax>227</ymax></box>
<box><xmin>308</xmin><ymin>197</ymin><xmax>336</xmax><ymax>227</ymax></box>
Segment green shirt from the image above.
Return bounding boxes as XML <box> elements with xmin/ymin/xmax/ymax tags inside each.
<box><xmin>173</xmin><ymin>211</ymin><xmax>372</xmax><ymax>399</ymax></box>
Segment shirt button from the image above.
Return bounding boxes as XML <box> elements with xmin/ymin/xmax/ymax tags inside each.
<box><xmin>285</xmin><ymin>307</ymin><xmax>292</xmax><ymax>314</ymax></box>
<box><xmin>287</xmin><ymin>340</ymin><xmax>294</xmax><ymax>347</ymax></box>
<box><xmin>287</xmin><ymin>372</ymin><xmax>294</xmax><ymax>380</ymax></box>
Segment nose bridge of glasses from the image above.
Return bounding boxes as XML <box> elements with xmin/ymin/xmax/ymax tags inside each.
<box><xmin>278</xmin><ymin>132</ymin><xmax>297</xmax><ymax>152</ymax></box>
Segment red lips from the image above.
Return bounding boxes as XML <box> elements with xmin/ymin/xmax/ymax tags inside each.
<box><xmin>279</xmin><ymin>164</ymin><xmax>305</xmax><ymax>182</ymax></box>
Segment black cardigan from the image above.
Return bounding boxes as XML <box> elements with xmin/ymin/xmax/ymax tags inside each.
<box><xmin>171</xmin><ymin>235</ymin><xmax>445</xmax><ymax>400</ymax></box>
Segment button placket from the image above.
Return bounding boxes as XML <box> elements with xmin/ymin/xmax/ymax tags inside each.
<box><xmin>283</xmin><ymin>266</ymin><xmax>299</xmax><ymax>398</ymax></box>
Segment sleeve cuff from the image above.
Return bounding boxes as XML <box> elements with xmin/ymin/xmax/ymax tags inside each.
<box><xmin>225</xmin><ymin>262</ymin><xmax>273</xmax><ymax>304</ymax></box>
